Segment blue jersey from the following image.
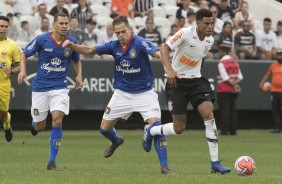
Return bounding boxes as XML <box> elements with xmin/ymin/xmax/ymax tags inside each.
<box><xmin>24</xmin><ymin>32</ymin><xmax>79</xmax><ymax>92</ymax></box>
<box><xmin>96</xmin><ymin>35</ymin><xmax>159</xmax><ymax>93</ymax></box>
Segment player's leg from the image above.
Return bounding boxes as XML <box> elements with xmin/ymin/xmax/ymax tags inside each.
<box><xmin>47</xmin><ymin>89</ymin><xmax>69</xmax><ymax>170</ymax></box>
<box><xmin>100</xmin><ymin>90</ymin><xmax>132</xmax><ymax>158</ymax></box>
<box><xmin>0</xmin><ymin>86</ymin><xmax>13</xmax><ymax>142</ymax></box>
<box><xmin>197</xmin><ymin>101</ymin><xmax>230</xmax><ymax>174</ymax></box>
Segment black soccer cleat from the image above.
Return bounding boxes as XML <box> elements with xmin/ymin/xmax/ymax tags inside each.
<box><xmin>5</xmin><ymin>127</ymin><xmax>13</xmax><ymax>142</ymax></box>
<box><xmin>161</xmin><ymin>166</ymin><xmax>175</xmax><ymax>175</ymax></box>
<box><xmin>30</xmin><ymin>127</ymin><xmax>38</xmax><ymax>136</ymax></box>
<box><xmin>104</xmin><ymin>136</ymin><xmax>124</xmax><ymax>158</ymax></box>
<box><xmin>47</xmin><ymin>161</ymin><xmax>57</xmax><ymax>171</ymax></box>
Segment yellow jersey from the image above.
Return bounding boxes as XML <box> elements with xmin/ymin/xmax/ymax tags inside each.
<box><xmin>0</xmin><ymin>38</ymin><xmax>21</xmax><ymax>84</ymax></box>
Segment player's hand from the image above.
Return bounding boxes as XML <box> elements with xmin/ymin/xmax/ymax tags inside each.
<box><xmin>3</xmin><ymin>66</ymin><xmax>11</xmax><ymax>74</ymax></box>
<box><xmin>75</xmin><ymin>74</ymin><xmax>83</xmax><ymax>89</ymax></box>
<box><xmin>165</xmin><ymin>68</ymin><xmax>177</xmax><ymax>87</ymax></box>
<box><xmin>17</xmin><ymin>71</ymin><xmax>26</xmax><ymax>85</ymax></box>
<box><xmin>62</xmin><ymin>39</ymin><xmax>73</xmax><ymax>48</ymax></box>
<box><xmin>233</xmin><ymin>84</ymin><xmax>241</xmax><ymax>93</ymax></box>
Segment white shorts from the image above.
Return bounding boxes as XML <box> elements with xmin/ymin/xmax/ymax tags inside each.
<box><xmin>31</xmin><ymin>89</ymin><xmax>70</xmax><ymax>122</ymax></box>
<box><xmin>103</xmin><ymin>89</ymin><xmax>161</xmax><ymax>122</ymax></box>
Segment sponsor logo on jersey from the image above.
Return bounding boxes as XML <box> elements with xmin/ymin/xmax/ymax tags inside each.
<box><xmin>1</xmin><ymin>51</ymin><xmax>7</xmax><ymax>58</ymax></box>
<box><xmin>179</xmin><ymin>55</ymin><xmax>198</xmax><ymax>67</ymax></box>
<box><xmin>41</xmin><ymin>58</ymin><xmax>66</xmax><ymax>73</ymax></box>
<box><xmin>0</xmin><ymin>62</ymin><xmax>6</xmax><ymax>68</ymax></box>
<box><xmin>51</xmin><ymin>58</ymin><xmax>61</xmax><ymax>66</ymax></box>
<box><xmin>27</xmin><ymin>39</ymin><xmax>36</xmax><ymax>50</ymax></box>
<box><xmin>142</xmin><ymin>41</ymin><xmax>151</xmax><ymax>50</ymax></box>
<box><xmin>116</xmin><ymin>52</ymin><xmax>123</xmax><ymax>56</ymax></box>
<box><xmin>45</xmin><ymin>48</ymin><xmax>53</xmax><ymax>52</ymax></box>
<box><xmin>170</xmin><ymin>30</ymin><xmax>184</xmax><ymax>44</ymax></box>
<box><xmin>130</xmin><ymin>49</ymin><xmax>137</xmax><ymax>58</ymax></box>
<box><xmin>33</xmin><ymin>108</ymin><xmax>39</xmax><ymax>116</ymax></box>
<box><xmin>116</xmin><ymin>60</ymin><xmax>141</xmax><ymax>75</ymax></box>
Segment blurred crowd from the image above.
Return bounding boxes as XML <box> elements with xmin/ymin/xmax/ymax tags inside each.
<box><xmin>0</xmin><ymin>0</ymin><xmax>281</xmax><ymax>60</ymax></box>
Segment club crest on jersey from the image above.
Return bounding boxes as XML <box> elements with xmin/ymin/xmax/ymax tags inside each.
<box><xmin>1</xmin><ymin>51</ymin><xmax>7</xmax><ymax>58</ymax></box>
<box><xmin>64</xmin><ymin>48</ymin><xmax>70</xmax><ymax>57</ymax></box>
<box><xmin>130</xmin><ymin>49</ymin><xmax>137</xmax><ymax>58</ymax></box>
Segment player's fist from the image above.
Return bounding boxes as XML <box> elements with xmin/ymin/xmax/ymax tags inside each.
<box><xmin>62</xmin><ymin>39</ymin><xmax>73</xmax><ymax>48</ymax></box>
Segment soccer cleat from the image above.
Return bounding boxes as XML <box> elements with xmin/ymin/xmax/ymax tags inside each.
<box><xmin>211</xmin><ymin>161</ymin><xmax>231</xmax><ymax>174</ymax></box>
<box><xmin>5</xmin><ymin>127</ymin><xmax>13</xmax><ymax>142</ymax></box>
<box><xmin>161</xmin><ymin>166</ymin><xmax>175</xmax><ymax>175</ymax></box>
<box><xmin>142</xmin><ymin>124</ymin><xmax>153</xmax><ymax>152</ymax></box>
<box><xmin>47</xmin><ymin>161</ymin><xmax>57</xmax><ymax>170</ymax></box>
<box><xmin>31</xmin><ymin>127</ymin><xmax>38</xmax><ymax>136</ymax></box>
<box><xmin>104</xmin><ymin>136</ymin><xmax>124</xmax><ymax>158</ymax></box>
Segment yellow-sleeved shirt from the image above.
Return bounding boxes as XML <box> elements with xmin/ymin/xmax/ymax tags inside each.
<box><xmin>0</xmin><ymin>38</ymin><xmax>21</xmax><ymax>84</ymax></box>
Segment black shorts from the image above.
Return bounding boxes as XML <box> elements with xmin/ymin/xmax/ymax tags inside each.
<box><xmin>165</xmin><ymin>77</ymin><xmax>215</xmax><ymax>114</ymax></box>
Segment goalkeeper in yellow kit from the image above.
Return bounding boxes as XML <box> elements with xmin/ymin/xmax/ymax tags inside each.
<box><xmin>0</xmin><ymin>15</ymin><xmax>22</xmax><ymax>142</ymax></box>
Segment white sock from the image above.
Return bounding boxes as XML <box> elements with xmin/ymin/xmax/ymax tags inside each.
<box><xmin>150</xmin><ymin>123</ymin><xmax>177</xmax><ymax>136</ymax></box>
<box><xmin>204</xmin><ymin>119</ymin><xmax>219</xmax><ymax>162</ymax></box>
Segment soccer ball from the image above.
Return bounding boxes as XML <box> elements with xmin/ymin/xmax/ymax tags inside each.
<box><xmin>234</xmin><ymin>156</ymin><xmax>256</xmax><ymax>176</ymax></box>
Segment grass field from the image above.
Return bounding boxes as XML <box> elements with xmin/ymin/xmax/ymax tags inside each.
<box><xmin>0</xmin><ymin>130</ymin><xmax>281</xmax><ymax>184</ymax></box>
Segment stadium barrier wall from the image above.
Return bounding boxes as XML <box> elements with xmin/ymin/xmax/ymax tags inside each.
<box><xmin>9</xmin><ymin>59</ymin><xmax>276</xmax><ymax>130</ymax></box>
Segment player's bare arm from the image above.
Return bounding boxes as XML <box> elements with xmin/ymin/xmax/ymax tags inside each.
<box><xmin>72</xmin><ymin>60</ymin><xmax>83</xmax><ymax>89</ymax></box>
<box><xmin>17</xmin><ymin>52</ymin><xmax>28</xmax><ymax>85</ymax></box>
<box><xmin>160</xmin><ymin>43</ymin><xmax>177</xmax><ymax>87</ymax></box>
<box><xmin>63</xmin><ymin>39</ymin><xmax>97</xmax><ymax>55</ymax></box>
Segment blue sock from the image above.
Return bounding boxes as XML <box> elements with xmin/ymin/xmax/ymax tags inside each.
<box><xmin>154</xmin><ymin>135</ymin><xmax>168</xmax><ymax>167</ymax></box>
<box><xmin>99</xmin><ymin>127</ymin><xmax>119</xmax><ymax>144</ymax></box>
<box><xmin>49</xmin><ymin>126</ymin><xmax>62</xmax><ymax>163</ymax></box>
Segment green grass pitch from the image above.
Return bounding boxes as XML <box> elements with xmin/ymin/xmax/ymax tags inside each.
<box><xmin>0</xmin><ymin>130</ymin><xmax>281</xmax><ymax>184</ymax></box>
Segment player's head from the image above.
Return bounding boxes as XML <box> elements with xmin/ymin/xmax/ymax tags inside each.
<box><xmin>0</xmin><ymin>15</ymin><xmax>9</xmax><ymax>40</ymax></box>
<box><xmin>276</xmin><ymin>50</ymin><xmax>282</xmax><ymax>63</ymax></box>
<box><xmin>112</xmin><ymin>15</ymin><xmax>132</xmax><ymax>45</ymax></box>
<box><xmin>196</xmin><ymin>9</ymin><xmax>213</xmax><ymax>37</ymax></box>
<box><xmin>53</xmin><ymin>13</ymin><xmax>69</xmax><ymax>36</ymax></box>
<box><xmin>218</xmin><ymin>45</ymin><xmax>231</xmax><ymax>59</ymax></box>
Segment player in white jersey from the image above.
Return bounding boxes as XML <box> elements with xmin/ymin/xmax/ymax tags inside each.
<box><xmin>142</xmin><ymin>9</ymin><xmax>231</xmax><ymax>174</ymax></box>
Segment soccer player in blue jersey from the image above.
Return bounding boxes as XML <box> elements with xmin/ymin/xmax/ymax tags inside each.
<box><xmin>63</xmin><ymin>15</ymin><xmax>173</xmax><ymax>174</ymax></box>
<box><xmin>17</xmin><ymin>13</ymin><xmax>83</xmax><ymax>171</ymax></box>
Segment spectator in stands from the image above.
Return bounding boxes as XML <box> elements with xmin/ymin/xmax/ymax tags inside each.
<box><xmin>13</xmin><ymin>0</ymin><xmax>36</xmax><ymax>16</ymax></box>
<box><xmin>137</xmin><ymin>17</ymin><xmax>162</xmax><ymax>46</ymax></box>
<box><xmin>166</xmin><ymin>24</ymin><xmax>178</xmax><ymax>59</ymax></box>
<box><xmin>176</xmin><ymin>0</ymin><xmax>193</xmax><ymax>24</ymax></box>
<box><xmin>197</xmin><ymin>0</ymin><xmax>209</xmax><ymax>10</ymax></box>
<box><xmin>142</xmin><ymin>9</ymin><xmax>154</xmax><ymax>22</ymax></box>
<box><xmin>228</xmin><ymin>0</ymin><xmax>243</xmax><ymax>14</ymax></box>
<box><xmin>186</xmin><ymin>11</ymin><xmax>196</xmax><ymax>27</ymax></box>
<box><xmin>34</xmin><ymin>0</ymin><xmax>56</xmax><ymax>12</ymax></box>
<box><xmin>97</xmin><ymin>23</ymin><xmax>117</xmax><ymax>45</ymax></box>
<box><xmin>177</xmin><ymin>16</ymin><xmax>186</xmax><ymax>30</ymax></box>
<box><xmin>234</xmin><ymin>20</ymin><xmax>257</xmax><ymax>60</ymax></box>
<box><xmin>67</xmin><ymin>16</ymin><xmax>85</xmax><ymax>44</ymax></box>
<box><xmin>217</xmin><ymin>46</ymin><xmax>243</xmax><ymax>135</ymax></box>
<box><xmin>111</xmin><ymin>0</ymin><xmax>134</xmax><ymax>19</ymax></box>
<box><xmin>217</xmin><ymin>0</ymin><xmax>235</xmax><ymax>25</ymax></box>
<box><xmin>255</xmin><ymin>18</ymin><xmax>277</xmax><ymax>60</ymax></box>
<box><xmin>210</xmin><ymin>5</ymin><xmax>224</xmax><ymax>34</ymax></box>
<box><xmin>49</xmin><ymin>0</ymin><xmax>69</xmax><ymax>17</ymax></box>
<box><xmin>275</xmin><ymin>21</ymin><xmax>282</xmax><ymax>52</ymax></box>
<box><xmin>233</xmin><ymin>1</ymin><xmax>254</xmax><ymax>31</ymax></box>
<box><xmin>259</xmin><ymin>50</ymin><xmax>282</xmax><ymax>133</ymax></box>
<box><xmin>6</xmin><ymin>13</ymin><xmax>18</xmax><ymax>40</ymax></box>
<box><xmin>17</xmin><ymin>21</ymin><xmax>35</xmax><ymax>48</ymax></box>
<box><xmin>34</xmin><ymin>17</ymin><xmax>50</xmax><ymax>36</ymax></box>
<box><xmin>83</xmin><ymin>19</ymin><xmax>98</xmax><ymax>57</ymax></box>
<box><xmin>134</xmin><ymin>0</ymin><xmax>153</xmax><ymax>17</ymax></box>
<box><xmin>64</xmin><ymin>0</ymin><xmax>76</xmax><ymax>15</ymax></box>
<box><xmin>70</xmin><ymin>0</ymin><xmax>93</xmax><ymax>30</ymax></box>
<box><xmin>34</xmin><ymin>3</ymin><xmax>54</xmax><ymax>30</ymax></box>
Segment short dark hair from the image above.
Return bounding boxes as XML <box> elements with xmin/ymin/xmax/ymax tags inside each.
<box><xmin>223</xmin><ymin>21</ymin><xmax>232</xmax><ymax>29</ymax></box>
<box><xmin>54</xmin><ymin>13</ymin><xmax>68</xmax><ymax>22</ymax></box>
<box><xmin>218</xmin><ymin>45</ymin><xmax>231</xmax><ymax>53</ymax></box>
<box><xmin>171</xmin><ymin>24</ymin><xmax>178</xmax><ymax>29</ymax></box>
<box><xmin>196</xmin><ymin>9</ymin><xmax>212</xmax><ymax>21</ymax></box>
<box><xmin>0</xmin><ymin>15</ymin><xmax>9</xmax><ymax>23</ymax></box>
<box><xmin>264</xmin><ymin>17</ymin><xmax>272</xmax><ymax>23</ymax></box>
<box><xmin>6</xmin><ymin>13</ymin><xmax>14</xmax><ymax>18</ymax></box>
<box><xmin>21</xmin><ymin>20</ymin><xmax>29</xmax><ymax>28</ymax></box>
<box><xmin>187</xmin><ymin>11</ymin><xmax>195</xmax><ymax>17</ymax></box>
<box><xmin>112</xmin><ymin>15</ymin><xmax>129</xmax><ymax>27</ymax></box>
<box><xmin>86</xmin><ymin>18</ymin><xmax>96</xmax><ymax>25</ymax></box>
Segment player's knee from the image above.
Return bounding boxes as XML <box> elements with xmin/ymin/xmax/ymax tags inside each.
<box><xmin>174</xmin><ymin>127</ymin><xmax>185</xmax><ymax>134</ymax></box>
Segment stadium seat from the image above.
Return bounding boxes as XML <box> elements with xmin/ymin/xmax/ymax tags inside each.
<box><xmin>159</xmin><ymin>27</ymin><xmax>171</xmax><ymax>42</ymax></box>
<box><xmin>157</xmin><ymin>0</ymin><xmax>177</xmax><ymax>7</ymax></box>
<box><xmin>151</xmin><ymin>6</ymin><xmax>166</xmax><ymax>18</ymax></box>
<box><xmin>88</xmin><ymin>0</ymin><xmax>104</xmax><ymax>5</ymax></box>
<box><xmin>103</xmin><ymin>0</ymin><xmax>111</xmax><ymax>8</ymax></box>
<box><xmin>90</xmin><ymin>4</ymin><xmax>111</xmax><ymax>18</ymax></box>
<box><xmin>134</xmin><ymin>16</ymin><xmax>145</xmax><ymax>30</ymax></box>
<box><xmin>164</xmin><ymin>5</ymin><xmax>179</xmax><ymax>24</ymax></box>
<box><xmin>95</xmin><ymin>16</ymin><xmax>113</xmax><ymax>30</ymax></box>
<box><xmin>154</xmin><ymin>17</ymin><xmax>172</xmax><ymax>31</ymax></box>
